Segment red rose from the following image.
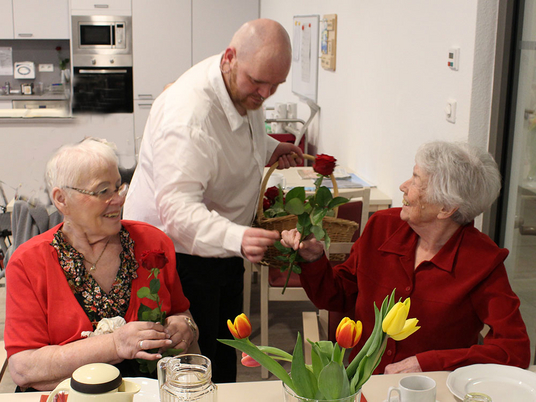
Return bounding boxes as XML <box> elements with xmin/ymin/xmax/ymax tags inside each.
<box><xmin>264</xmin><ymin>186</ymin><xmax>279</xmax><ymax>201</ymax></box>
<box><xmin>313</xmin><ymin>154</ymin><xmax>337</xmax><ymax>176</ymax></box>
<box><xmin>263</xmin><ymin>198</ymin><xmax>271</xmax><ymax>211</ymax></box>
<box><xmin>56</xmin><ymin>46</ymin><xmax>61</xmax><ymax>51</ymax></box>
<box><xmin>140</xmin><ymin>250</ymin><xmax>168</xmax><ymax>270</ymax></box>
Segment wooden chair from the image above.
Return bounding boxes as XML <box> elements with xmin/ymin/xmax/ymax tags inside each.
<box><xmin>258</xmin><ymin>192</ymin><xmax>370</xmax><ymax>378</ymax></box>
<box><xmin>0</xmin><ymin>340</ymin><xmax>8</xmax><ymax>385</ymax></box>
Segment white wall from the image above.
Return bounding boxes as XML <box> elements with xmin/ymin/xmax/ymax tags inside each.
<box><xmin>261</xmin><ymin>0</ymin><xmax>498</xmax><ymax>206</ymax></box>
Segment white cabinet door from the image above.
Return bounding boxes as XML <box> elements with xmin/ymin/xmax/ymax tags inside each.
<box><xmin>70</xmin><ymin>0</ymin><xmax>131</xmax><ymax>16</ymax></box>
<box><xmin>134</xmin><ymin>100</ymin><xmax>152</xmax><ymax>159</ymax></box>
<box><xmin>13</xmin><ymin>0</ymin><xmax>69</xmax><ymax>39</ymax></box>
<box><xmin>132</xmin><ymin>0</ymin><xmax>191</xmax><ymax>100</ymax></box>
<box><xmin>0</xmin><ymin>1</ymin><xmax>14</xmax><ymax>39</ymax></box>
<box><xmin>0</xmin><ymin>100</ymin><xmax>12</xmax><ymax>109</ymax></box>
<box><xmin>192</xmin><ymin>0</ymin><xmax>259</xmax><ymax>64</ymax></box>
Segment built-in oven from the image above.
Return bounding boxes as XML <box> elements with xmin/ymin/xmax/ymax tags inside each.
<box><xmin>72</xmin><ymin>15</ymin><xmax>133</xmax><ymax>113</ymax></box>
<box><xmin>73</xmin><ymin>67</ymin><xmax>133</xmax><ymax>113</ymax></box>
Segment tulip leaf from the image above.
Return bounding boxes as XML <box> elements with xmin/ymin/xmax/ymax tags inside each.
<box><xmin>218</xmin><ymin>338</ymin><xmax>295</xmax><ymax>392</ymax></box>
<box><xmin>285</xmin><ymin>198</ymin><xmax>305</xmax><ymax>215</ymax></box>
<box><xmin>318</xmin><ymin>361</ymin><xmax>349</xmax><ymax>400</ymax></box>
<box><xmin>315</xmin><ymin>186</ymin><xmax>333</xmax><ymax>208</ymax></box>
<box><xmin>286</xmin><ymin>186</ymin><xmax>306</xmax><ymax>203</ymax></box>
<box><xmin>291</xmin><ymin>332</ymin><xmax>317</xmax><ymax>399</ymax></box>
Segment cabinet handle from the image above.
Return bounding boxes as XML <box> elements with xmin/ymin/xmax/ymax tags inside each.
<box><xmin>18</xmin><ymin>33</ymin><xmax>34</xmax><ymax>37</ymax></box>
<box><xmin>138</xmin><ymin>104</ymin><xmax>153</xmax><ymax>109</ymax></box>
<box><xmin>94</xmin><ymin>4</ymin><xmax>109</xmax><ymax>8</ymax></box>
<box><xmin>138</xmin><ymin>94</ymin><xmax>153</xmax><ymax>99</ymax></box>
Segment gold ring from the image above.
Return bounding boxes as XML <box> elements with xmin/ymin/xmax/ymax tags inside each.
<box><xmin>139</xmin><ymin>340</ymin><xmax>144</xmax><ymax>349</ymax></box>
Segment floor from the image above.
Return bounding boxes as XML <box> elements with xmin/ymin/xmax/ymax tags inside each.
<box><xmin>0</xmin><ymin>273</ymin><xmax>318</xmax><ymax>392</ymax></box>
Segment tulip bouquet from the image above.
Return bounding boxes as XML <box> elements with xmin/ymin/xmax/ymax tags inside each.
<box><xmin>219</xmin><ymin>290</ymin><xmax>420</xmax><ymax>401</ymax></box>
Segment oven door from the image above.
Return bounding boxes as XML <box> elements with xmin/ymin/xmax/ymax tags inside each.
<box><xmin>73</xmin><ymin>67</ymin><xmax>133</xmax><ymax>113</ymax></box>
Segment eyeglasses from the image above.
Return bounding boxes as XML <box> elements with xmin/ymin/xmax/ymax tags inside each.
<box><xmin>65</xmin><ymin>183</ymin><xmax>129</xmax><ymax>203</ymax></box>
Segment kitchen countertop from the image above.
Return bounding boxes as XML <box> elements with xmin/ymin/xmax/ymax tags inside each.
<box><xmin>0</xmin><ymin>92</ymin><xmax>70</xmax><ymax>101</ymax></box>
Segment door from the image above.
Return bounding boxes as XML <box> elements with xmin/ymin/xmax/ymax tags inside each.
<box><xmin>500</xmin><ymin>0</ymin><xmax>536</xmax><ymax>362</ymax></box>
<box><xmin>13</xmin><ymin>0</ymin><xmax>69</xmax><ymax>39</ymax></box>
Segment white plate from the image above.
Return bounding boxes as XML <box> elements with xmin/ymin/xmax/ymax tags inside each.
<box><xmin>446</xmin><ymin>364</ymin><xmax>536</xmax><ymax>401</ymax></box>
<box><xmin>125</xmin><ymin>377</ymin><xmax>159</xmax><ymax>401</ymax></box>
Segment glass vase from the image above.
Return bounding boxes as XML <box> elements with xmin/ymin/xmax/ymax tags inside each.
<box><xmin>283</xmin><ymin>383</ymin><xmax>361</xmax><ymax>402</ymax></box>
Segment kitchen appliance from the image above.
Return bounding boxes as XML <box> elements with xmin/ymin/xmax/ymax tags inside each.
<box><xmin>72</xmin><ymin>15</ymin><xmax>132</xmax><ymax>67</ymax></box>
<box><xmin>14</xmin><ymin>62</ymin><xmax>36</xmax><ymax>79</ymax></box>
<box><xmin>72</xmin><ymin>15</ymin><xmax>133</xmax><ymax>113</ymax></box>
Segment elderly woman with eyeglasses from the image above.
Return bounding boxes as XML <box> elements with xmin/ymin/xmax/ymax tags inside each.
<box><xmin>282</xmin><ymin>141</ymin><xmax>530</xmax><ymax>375</ymax></box>
<box><xmin>5</xmin><ymin>138</ymin><xmax>198</xmax><ymax>391</ymax></box>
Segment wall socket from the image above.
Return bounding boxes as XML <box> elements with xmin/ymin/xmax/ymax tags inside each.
<box><xmin>39</xmin><ymin>64</ymin><xmax>54</xmax><ymax>72</ymax></box>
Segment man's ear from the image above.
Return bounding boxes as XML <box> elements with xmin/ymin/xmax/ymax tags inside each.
<box><xmin>437</xmin><ymin>205</ymin><xmax>458</xmax><ymax>220</ymax></box>
<box><xmin>222</xmin><ymin>46</ymin><xmax>237</xmax><ymax>66</ymax></box>
<box><xmin>51</xmin><ymin>187</ymin><xmax>69</xmax><ymax>215</ymax></box>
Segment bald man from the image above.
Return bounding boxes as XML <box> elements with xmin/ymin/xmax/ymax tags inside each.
<box><xmin>124</xmin><ymin>19</ymin><xmax>302</xmax><ymax>382</ymax></box>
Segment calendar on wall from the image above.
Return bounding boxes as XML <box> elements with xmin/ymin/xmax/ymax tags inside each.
<box><xmin>291</xmin><ymin>15</ymin><xmax>319</xmax><ymax>103</ymax></box>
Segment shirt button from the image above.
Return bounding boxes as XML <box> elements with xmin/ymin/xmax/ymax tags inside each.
<box><xmin>405</xmin><ymin>286</ymin><xmax>411</xmax><ymax>292</ymax></box>
<box><xmin>386</xmin><ymin>350</ymin><xmax>392</xmax><ymax>356</ymax></box>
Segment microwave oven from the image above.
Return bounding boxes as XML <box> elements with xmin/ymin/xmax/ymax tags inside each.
<box><xmin>72</xmin><ymin>15</ymin><xmax>132</xmax><ymax>67</ymax></box>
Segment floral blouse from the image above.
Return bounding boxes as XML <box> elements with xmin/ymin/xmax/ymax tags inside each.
<box><xmin>51</xmin><ymin>227</ymin><xmax>138</xmax><ymax>328</ymax></box>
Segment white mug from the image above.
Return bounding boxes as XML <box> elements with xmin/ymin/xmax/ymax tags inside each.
<box><xmin>267</xmin><ymin>172</ymin><xmax>286</xmax><ymax>189</ymax></box>
<box><xmin>387</xmin><ymin>375</ymin><xmax>436</xmax><ymax>402</ymax></box>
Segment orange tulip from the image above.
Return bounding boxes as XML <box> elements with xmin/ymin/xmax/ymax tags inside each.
<box><xmin>335</xmin><ymin>317</ymin><xmax>363</xmax><ymax>349</ymax></box>
<box><xmin>227</xmin><ymin>313</ymin><xmax>252</xmax><ymax>339</ymax></box>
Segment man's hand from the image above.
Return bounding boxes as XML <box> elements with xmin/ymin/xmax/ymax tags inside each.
<box><xmin>268</xmin><ymin>142</ymin><xmax>304</xmax><ymax>168</ymax></box>
<box><xmin>241</xmin><ymin>228</ymin><xmax>280</xmax><ymax>263</ymax></box>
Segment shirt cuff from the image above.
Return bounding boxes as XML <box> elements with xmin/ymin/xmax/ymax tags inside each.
<box><xmin>223</xmin><ymin>224</ymin><xmax>249</xmax><ymax>257</ymax></box>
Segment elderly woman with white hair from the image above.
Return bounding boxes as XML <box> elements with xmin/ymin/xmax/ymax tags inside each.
<box><xmin>282</xmin><ymin>141</ymin><xmax>530</xmax><ymax>374</ymax></box>
<box><xmin>4</xmin><ymin>138</ymin><xmax>198</xmax><ymax>391</ymax></box>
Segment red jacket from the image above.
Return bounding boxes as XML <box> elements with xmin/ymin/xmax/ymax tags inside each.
<box><xmin>300</xmin><ymin>208</ymin><xmax>530</xmax><ymax>373</ymax></box>
<box><xmin>5</xmin><ymin>220</ymin><xmax>189</xmax><ymax>358</ymax></box>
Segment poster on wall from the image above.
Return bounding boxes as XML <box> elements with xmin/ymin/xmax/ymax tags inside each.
<box><xmin>292</xmin><ymin>15</ymin><xmax>319</xmax><ymax>103</ymax></box>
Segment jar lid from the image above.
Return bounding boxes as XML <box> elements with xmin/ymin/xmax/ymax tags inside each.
<box><xmin>71</xmin><ymin>363</ymin><xmax>122</xmax><ymax>394</ymax></box>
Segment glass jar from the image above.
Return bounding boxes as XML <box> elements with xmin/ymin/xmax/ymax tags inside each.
<box><xmin>283</xmin><ymin>383</ymin><xmax>361</xmax><ymax>402</ymax></box>
<box><xmin>464</xmin><ymin>392</ymin><xmax>492</xmax><ymax>402</ymax></box>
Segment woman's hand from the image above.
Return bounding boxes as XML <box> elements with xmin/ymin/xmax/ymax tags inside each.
<box><xmin>161</xmin><ymin>314</ymin><xmax>197</xmax><ymax>354</ymax></box>
<box><xmin>112</xmin><ymin>321</ymin><xmax>171</xmax><ymax>361</ymax></box>
<box><xmin>384</xmin><ymin>356</ymin><xmax>423</xmax><ymax>374</ymax></box>
<box><xmin>281</xmin><ymin>229</ymin><xmax>324</xmax><ymax>262</ymax></box>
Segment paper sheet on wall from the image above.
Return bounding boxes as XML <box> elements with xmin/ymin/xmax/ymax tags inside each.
<box><xmin>300</xmin><ymin>25</ymin><xmax>311</xmax><ymax>83</ymax></box>
<box><xmin>293</xmin><ymin>21</ymin><xmax>301</xmax><ymax>61</ymax></box>
<box><xmin>0</xmin><ymin>47</ymin><xmax>13</xmax><ymax>76</ymax></box>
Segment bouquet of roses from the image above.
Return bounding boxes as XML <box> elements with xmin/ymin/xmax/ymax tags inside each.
<box><xmin>219</xmin><ymin>290</ymin><xmax>420</xmax><ymax>401</ymax></box>
<box><xmin>136</xmin><ymin>250</ymin><xmax>183</xmax><ymax>373</ymax></box>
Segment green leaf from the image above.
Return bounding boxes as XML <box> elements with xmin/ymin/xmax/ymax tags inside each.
<box><xmin>297</xmin><ymin>213</ymin><xmax>311</xmax><ymax>234</ymax></box>
<box><xmin>324</xmin><ymin>232</ymin><xmax>331</xmax><ymax>251</ymax></box>
<box><xmin>328</xmin><ymin>196</ymin><xmax>350</xmax><ymax>209</ymax></box>
<box><xmin>275</xmin><ymin>255</ymin><xmax>290</xmax><ymax>262</ymax></box>
<box><xmin>274</xmin><ymin>241</ymin><xmax>292</xmax><ymax>253</ymax></box>
<box><xmin>137</xmin><ymin>303</ymin><xmax>152</xmax><ymax>321</ymax></box>
<box><xmin>149</xmin><ymin>309</ymin><xmax>161</xmax><ymax>322</ymax></box>
<box><xmin>286</xmin><ymin>186</ymin><xmax>306</xmax><ymax>203</ymax></box>
<box><xmin>318</xmin><ymin>361</ymin><xmax>349</xmax><ymax>400</ymax></box>
<box><xmin>315</xmin><ymin>186</ymin><xmax>333</xmax><ymax>208</ymax></box>
<box><xmin>312</xmin><ymin>209</ymin><xmax>327</xmax><ymax>226</ymax></box>
<box><xmin>141</xmin><ymin>310</ymin><xmax>151</xmax><ymax>321</ymax></box>
<box><xmin>291</xmin><ymin>333</ymin><xmax>317</xmax><ymax>399</ymax></box>
<box><xmin>218</xmin><ymin>338</ymin><xmax>295</xmax><ymax>391</ymax></box>
<box><xmin>310</xmin><ymin>225</ymin><xmax>325</xmax><ymax>241</ymax></box>
<box><xmin>285</xmin><ymin>198</ymin><xmax>305</xmax><ymax>215</ymax></box>
<box><xmin>150</xmin><ymin>278</ymin><xmax>161</xmax><ymax>294</ymax></box>
<box><xmin>137</xmin><ymin>287</ymin><xmax>151</xmax><ymax>298</ymax></box>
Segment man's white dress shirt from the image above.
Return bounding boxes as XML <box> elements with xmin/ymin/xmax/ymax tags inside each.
<box><xmin>124</xmin><ymin>55</ymin><xmax>279</xmax><ymax>258</ymax></box>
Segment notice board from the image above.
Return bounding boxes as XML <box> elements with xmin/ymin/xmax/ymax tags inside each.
<box><xmin>291</xmin><ymin>15</ymin><xmax>319</xmax><ymax>103</ymax></box>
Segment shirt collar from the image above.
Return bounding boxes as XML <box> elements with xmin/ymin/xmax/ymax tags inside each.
<box><xmin>378</xmin><ymin>220</ymin><xmax>471</xmax><ymax>272</ymax></box>
<box><xmin>209</xmin><ymin>54</ymin><xmax>247</xmax><ymax>132</ymax></box>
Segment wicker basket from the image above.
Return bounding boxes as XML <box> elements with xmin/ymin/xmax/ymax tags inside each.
<box><xmin>255</xmin><ymin>154</ymin><xmax>359</xmax><ymax>268</ymax></box>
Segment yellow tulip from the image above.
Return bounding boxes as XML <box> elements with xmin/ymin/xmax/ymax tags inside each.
<box><xmin>227</xmin><ymin>313</ymin><xmax>252</xmax><ymax>339</ymax></box>
<box><xmin>382</xmin><ymin>298</ymin><xmax>420</xmax><ymax>340</ymax></box>
<box><xmin>335</xmin><ymin>317</ymin><xmax>363</xmax><ymax>349</ymax></box>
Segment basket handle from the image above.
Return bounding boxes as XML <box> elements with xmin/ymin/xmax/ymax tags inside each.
<box><xmin>256</xmin><ymin>154</ymin><xmax>340</xmax><ymax>225</ymax></box>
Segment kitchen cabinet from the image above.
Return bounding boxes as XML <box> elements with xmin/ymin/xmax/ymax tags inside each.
<box><xmin>71</xmin><ymin>0</ymin><xmax>131</xmax><ymax>16</ymax></box>
<box><xmin>0</xmin><ymin>100</ymin><xmax>12</xmax><ymax>109</ymax></box>
<box><xmin>192</xmin><ymin>0</ymin><xmax>259</xmax><ymax>64</ymax></box>
<box><xmin>134</xmin><ymin>100</ymin><xmax>151</xmax><ymax>159</ymax></box>
<box><xmin>132</xmin><ymin>0</ymin><xmax>191</xmax><ymax>100</ymax></box>
<box><xmin>12</xmin><ymin>0</ymin><xmax>69</xmax><ymax>39</ymax></box>
<box><xmin>0</xmin><ymin>1</ymin><xmax>14</xmax><ymax>39</ymax></box>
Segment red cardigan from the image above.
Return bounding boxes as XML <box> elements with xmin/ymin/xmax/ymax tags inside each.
<box><xmin>5</xmin><ymin>220</ymin><xmax>189</xmax><ymax>358</ymax></box>
<box><xmin>300</xmin><ymin>208</ymin><xmax>530</xmax><ymax>373</ymax></box>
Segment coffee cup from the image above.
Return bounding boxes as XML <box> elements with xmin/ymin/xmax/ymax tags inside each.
<box><xmin>266</xmin><ymin>172</ymin><xmax>286</xmax><ymax>189</ymax></box>
<box><xmin>387</xmin><ymin>375</ymin><xmax>436</xmax><ymax>402</ymax></box>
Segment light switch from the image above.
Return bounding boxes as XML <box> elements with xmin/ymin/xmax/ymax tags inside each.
<box><xmin>448</xmin><ymin>47</ymin><xmax>460</xmax><ymax>71</ymax></box>
<box><xmin>445</xmin><ymin>99</ymin><xmax>457</xmax><ymax>123</ymax></box>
